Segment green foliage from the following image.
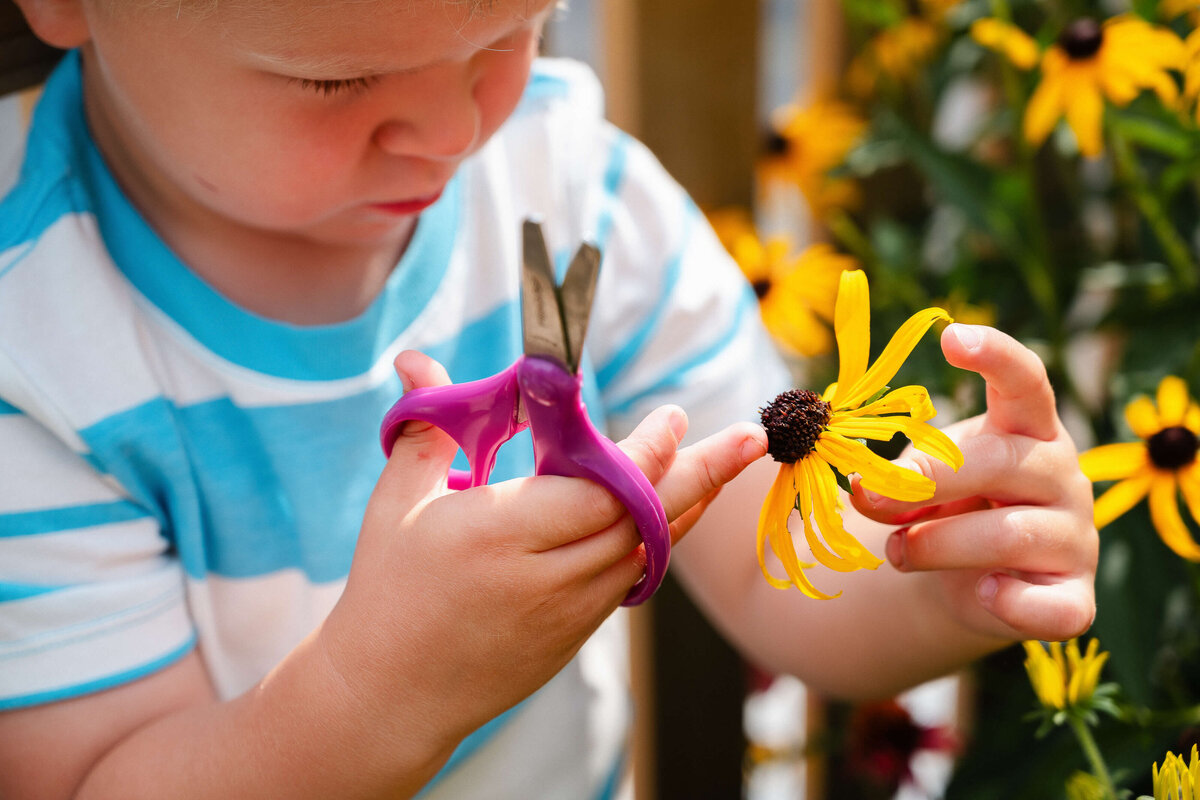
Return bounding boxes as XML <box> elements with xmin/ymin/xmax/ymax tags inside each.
<box><xmin>762</xmin><ymin>0</ymin><xmax>1200</xmax><ymax>793</ymax></box>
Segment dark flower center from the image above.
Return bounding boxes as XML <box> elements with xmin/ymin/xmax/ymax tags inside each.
<box><xmin>763</xmin><ymin>130</ymin><xmax>790</xmax><ymax>158</ymax></box>
<box><xmin>761</xmin><ymin>389</ymin><xmax>832</xmax><ymax>463</ymax></box>
<box><xmin>1147</xmin><ymin>426</ymin><xmax>1199</xmax><ymax>471</ymax></box>
<box><xmin>1059</xmin><ymin>18</ymin><xmax>1103</xmax><ymax>59</ymax></box>
<box><xmin>751</xmin><ymin>279</ymin><xmax>772</xmax><ymax>299</ymax></box>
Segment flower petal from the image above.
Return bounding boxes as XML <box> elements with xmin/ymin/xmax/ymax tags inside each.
<box><xmin>1149</xmin><ymin>473</ymin><xmax>1200</xmax><ymax>561</ymax></box>
<box><xmin>833</xmin><ymin>270</ymin><xmax>871</xmax><ymax>402</ymax></box>
<box><xmin>1125</xmin><ymin>394</ymin><xmax>1163</xmax><ymax>439</ymax></box>
<box><xmin>795</xmin><ymin>459</ymin><xmax>863</xmax><ymax>572</ymax></box>
<box><xmin>1079</xmin><ymin>442</ymin><xmax>1147</xmax><ymax>482</ymax></box>
<box><xmin>1064</xmin><ymin>83</ymin><xmax>1105</xmax><ymax>158</ymax></box>
<box><xmin>1093</xmin><ymin>472</ymin><xmax>1151</xmax><ymax>529</ymax></box>
<box><xmin>836</xmin><ymin>307</ymin><xmax>952</xmax><ymax>410</ymax></box>
<box><xmin>851</xmin><ymin>385</ymin><xmax>937</xmax><ymax>421</ymax></box>
<box><xmin>805</xmin><ymin>457</ymin><xmax>883</xmax><ymax>569</ymax></box>
<box><xmin>816</xmin><ymin>434</ymin><xmax>937</xmax><ymax>501</ymax></box>
<box><xmin>757</xmin><ymin>465</ymin><xmax>802</xmax><ymax>589</ymax></box>
<box><xmin>1158</xmin><ymin>376</ymin><xmax>1191</xmax><ymax>427</ymax></box>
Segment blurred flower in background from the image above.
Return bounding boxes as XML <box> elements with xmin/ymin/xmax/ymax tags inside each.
<box><xmin>1080</xmin><ymin>375</ymin><xmax>1200</xmax><ymax>561</ymax></box>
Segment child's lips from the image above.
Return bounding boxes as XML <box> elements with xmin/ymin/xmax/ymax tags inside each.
<box><xmin>369</xmin><ymin>191</ymin><xmax>442</xmax><ymax>215</ymax></box>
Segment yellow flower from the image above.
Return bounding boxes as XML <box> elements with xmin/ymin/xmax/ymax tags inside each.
<box><xmin>971</xmin><ymin>18</ymin><xmax>1040</xmax><ymax>70</ymax></box>
<box><xmin>707</xmin><ymin>210</ymin><xmax>852</xmax><ymax>357</ymax></box>
<box><xmin>1022</xmin><ymin>638</ymin><xmax>1109</xmax><ymax>710</ymax></box>
<box><xmin>848</xmin><ymin>19</ymin><xmax>944</xmax><ymax>97</ymax></box>
<box><xmin>1185</xmin><ymin>29</ymin><xmax>1200</xmax><ymax>121</ymax></box>
<box><xmin>1024</xmin><ymin>16</ymin><xmax>1185</xmax><ymax>158</ymax></box>
<box><xmin>756</xmin><ymin>270</ymin><xmax>961</xmax><ymax>598</ymax></box>
<box><xmin>1065</xmin><ymin>771</ymin><xmax>1108</xmax><ymax>800</ymax></box>
<box><xmin>1079</xmin><ymin>375</ymin><xmax>1200</xmax><ymax>561</ymax></box>
<box><xmin>1153</xmin><ymin>745</ymin><xmax>1200</xmax><ymax>800</ymax></box>
<box><xmin>762</xmin><ymin>99</ymin><xmax>867</xmax><ymax>218</ymax></box>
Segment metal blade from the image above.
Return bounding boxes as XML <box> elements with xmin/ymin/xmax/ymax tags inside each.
<box><xmin>520</xmin><ymin>219</ymin><xmax>571</xmax><ymax>372</ymax></box>
<box><xmin>559</xmin><ymin>243</ymin><xmax>600</xmax><ymax>375</ymax></box>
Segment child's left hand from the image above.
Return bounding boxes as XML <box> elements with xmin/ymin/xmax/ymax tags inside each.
<box><xmin>849</xmin><ymin>323</ymin><xmax>1098</xmax><ymax>643</ymax></box>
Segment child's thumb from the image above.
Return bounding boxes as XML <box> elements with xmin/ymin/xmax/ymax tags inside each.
<box><xmin>377</xmin><ymin>350</ymin><xmax>460</xmax><ymax>506</ymax></box>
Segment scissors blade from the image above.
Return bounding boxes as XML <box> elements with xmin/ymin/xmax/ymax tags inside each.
<box><xmin>559</xmin><ymin>243</ymin><xmax>600</xmax><ymax>375</ymax></box>
<box><xmin>521</xmin><ymin>219</ymin><xmax>572</xmax><ymax>373</ymax></box>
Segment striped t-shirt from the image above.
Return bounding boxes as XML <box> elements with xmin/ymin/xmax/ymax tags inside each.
<box><xmin>0</xmin><ymin>50</ymin><xmax>789</xmax><ymax>798</ymax></box>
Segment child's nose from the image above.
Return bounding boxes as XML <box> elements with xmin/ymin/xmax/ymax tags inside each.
<box><xmin>373</xmin><ymin>65</ymin><xmax>481</xmax><ymax>161</ymax></box>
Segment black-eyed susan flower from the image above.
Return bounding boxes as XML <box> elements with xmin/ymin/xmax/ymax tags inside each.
<box><xmin>707</xmin><ymin>209</ymin><xmax>852</xmax><ymax>358</ymax></box>
<box><xmin>1079</xmin><ymin>376</ymin><xmax>1200</xmax><ymax>561</ymax></box>
<box><xmin>760</xmin><ymin>98</ymin><xmax>867</xmax><ymax>218</ymax></box>
<box><xmin>1024</xmin><ymin>16</ymin><xmax>1186</xmax><ymax>158</ymax></box>
<box><xmin>1185</xmin><ymin>28</ymin><xmax>1200</xmax><ymax>122</ymax></box>
<box><xmin>756</xmin><ymin>269</ymin><xmax>962</xmax><ymax>598</ymax></box>
<box><xmin>1153</xmin><ymin>745</ymin><xmax>1200</xmax><ymax>800</ymax></box>
<box><xmin>970</xmin><ymin>18</ymin><xmax>1040</xmax><ymax>70</ymax></box>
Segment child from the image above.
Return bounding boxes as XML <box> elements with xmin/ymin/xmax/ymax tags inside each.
<box><xmin>0</xmin><ymin>0</ymin><xmax>1097</xmax><ymax>797</ymax></box>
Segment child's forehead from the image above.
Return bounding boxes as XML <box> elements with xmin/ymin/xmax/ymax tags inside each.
<box><xmin>214</xmin><ymin>0</ymin><xmax>553</xmax><ymax>72</ymax></box>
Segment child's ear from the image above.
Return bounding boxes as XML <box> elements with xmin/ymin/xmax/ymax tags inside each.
<box><xmin>13</xmin><ymin>0</ymin><xmax>91</xmax><ymax>50</ymax></box>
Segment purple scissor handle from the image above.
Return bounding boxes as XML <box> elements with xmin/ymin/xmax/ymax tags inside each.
<box><xmin>378</xmin><ymin>220</ymin><xmax>670</xmax><ymax>606</ymax></box>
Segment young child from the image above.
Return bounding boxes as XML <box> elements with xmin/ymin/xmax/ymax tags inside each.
<box><xmin>0</xmin><ymin>0</ymin><xmax>1097</xmax><ymax>797</ymax></box>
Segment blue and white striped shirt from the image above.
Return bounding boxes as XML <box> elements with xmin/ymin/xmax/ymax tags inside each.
<box><xmin>0</xmin><ymin>50</ymin><xmax>788</xmax><ymax>798</ymax></box>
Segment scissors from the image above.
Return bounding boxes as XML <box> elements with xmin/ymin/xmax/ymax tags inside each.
<box><xmin>379</xmin><ymin>219</ymin><xmax>670</xmax><ymax>606</ymax></box>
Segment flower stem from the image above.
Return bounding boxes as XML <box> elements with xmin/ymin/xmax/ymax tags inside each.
<box><xmin>1067</xmin><ymin>716</ymin><xmax>1120</xmax><ymax>800</ymax></box>
<box><xmin>1108</xmin><ymin>123</ymin><xmax>1199</xmax><ymax>290</ymax></box>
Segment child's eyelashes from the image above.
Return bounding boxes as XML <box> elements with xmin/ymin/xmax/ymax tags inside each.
<box><xmin>290</xmin><ymin>76</ymin><xmax>380</xmax><ymax>97</ymax></box>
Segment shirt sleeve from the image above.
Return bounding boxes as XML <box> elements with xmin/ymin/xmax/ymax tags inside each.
<box><xmin>0</xmin><ymin>387</ymin><xmax>194</xmax><ymax>711</ymax></box>
<box><xmin>580</xmin><ymin>124</ymin><xmax>793</xmax><ymax>444</ymax></box>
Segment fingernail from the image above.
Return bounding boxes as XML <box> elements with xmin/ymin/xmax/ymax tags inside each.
<box><xmin>397</xmin><ymin>369</ymin><xmax>415</xmax><ymax>393</ymax></box>
<box><xmin>740</xmin><ymin>435</ymin><xmax>767</xmax><ymax>463</ymax></box>
<box><xmin>977</xmin><ymin>574</ymin><xmax>999</xmax><ymax>603</ymax></box>
<box><xmin>861</xmin><ymin>488</ymin><xmax>884</xmax><ymax>507</ymax></box>
<box><xmin>952</xmin><ymin>324</ymin><xmax>983</xmax><ymax>351</ymax></box>
<box><xmin>667</xmin><ymin>407</ymin><xmax>687</xmax><ymax>442</ymax></box>
<box><xmin>886</xmin><ymin>529</ymin><xmax>906</xmax><ymax>570</ymax></box>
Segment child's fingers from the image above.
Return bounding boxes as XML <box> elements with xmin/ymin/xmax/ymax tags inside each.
<box><xmin>976</xmin><ymin>573</ymin><xmax>1096</xmax><ymax>642</ymax></box>
<box><xmin>850</xmin><ymin>433</ymin><xmax>1084</xmax><ymax>522</ymax></box>
<box><xmin>362</xmin><ymin>352</ymin><xmax>460</xmax><ymax>543</ymax></box>
<box><xmin>449</xmin><ymin>405</ymin><xmax>687</xmax><ymax>553</ymax></box>
<box><xmin>887</xmin><ymin>505</ymin><xmax>1097</xmax><ymax>575</ymax></box>
<box><xmin>941</xmin><ymin>324</ymin><xmax>1060</xmax><ymax>442</ymax></box>
<box><xmin>551</xmin><ymin>422</ymin><xmax>769</xmax><ymax>575</ymax></box>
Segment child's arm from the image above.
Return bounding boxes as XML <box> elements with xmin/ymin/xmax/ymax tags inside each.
<box><xmin>672</xmin><ymin>323</ymin><xmax>1098</xmax><ymax>699</ymax></box>
<box><xmin>0</xmin><ymin>350</ymin><xmax>768</xmax><ymax>800</ymax></box>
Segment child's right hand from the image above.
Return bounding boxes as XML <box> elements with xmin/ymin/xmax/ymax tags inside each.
<box><xmin>321</xmin><ymin>350</ymin><xmax>767</xmax><ymax>755</ymax></box>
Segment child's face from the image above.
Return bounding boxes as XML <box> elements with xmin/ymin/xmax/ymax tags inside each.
<box><xmin>80</xmin><ymin>0</ymin><xmax>555</xmax><ymax>247</ymax></box>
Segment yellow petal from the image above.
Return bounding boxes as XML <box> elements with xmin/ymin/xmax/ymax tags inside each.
<box><xmin>757</xmin><ymin>465</ymin><xmax>803</xmax><ymax>589</ymax></box>
<box><xmin>851</xmin><ymin>385</ymin><xmax>937</xmax><ymax>421</ymax></box>
<box><xmin>1024</xmin><ymin>69</ymin><xmax>1067</xmax><ymax>147</ymax></box>
<box><xmin>836</xmin><ymin>307</ymin><xmax>952</xmax><ymax>410</ymax></box>
<box><xmin>1158</xmin><ymin>376</ymin><xmax>1191</xmax><ymax>427</ymax></box>
<box><xmin>816</xmin><ymin>434</ymin><xmax>937</xmax><ymax>501</ymax></box>
<box><xmin>1176</xmin><ymin>464</ymin><xmax>1200</xmax><ymax>530</ymax></box>
<box><xmin>1093</xmin><ymin>472</ymin><xmax>1152</xmax><ymax>529</ymax></box>
<box><xmin>1149</xmin><ymin>473</ymin><xmax>1200</xmax><ymax>561</ymax></box>
<box><xmin>898</xmin><ymin>419</ymin><xmax>964</xmax><ymax>471</ymax></box>
<box><xmin>805</xmin><ymin>457</ymin><xmax>883</xmax><ymax>569</ymax></box>
<box><xmin>1064</xmin><ymin>84</ymin><xmax>1105</xmax><ymax>158</ymax></box>
<box><xmin>1126</xmin><ymin>394</ymin><xmax>1163</xmax><ymax>439</ymax></box>
<box><xmin>794</xmin><ymin>458</ymin><xmax>861</xmax><ymax>572</ymax></box>
<box><xmin>1079</xmin><ymin>442</ymin><xmax>1147</xmax><ymax>481</ymax></box>
<box><xmin>833</xmin><ymin>270</ymin><xmax>871</xmax><ymax>400</ymax></box>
